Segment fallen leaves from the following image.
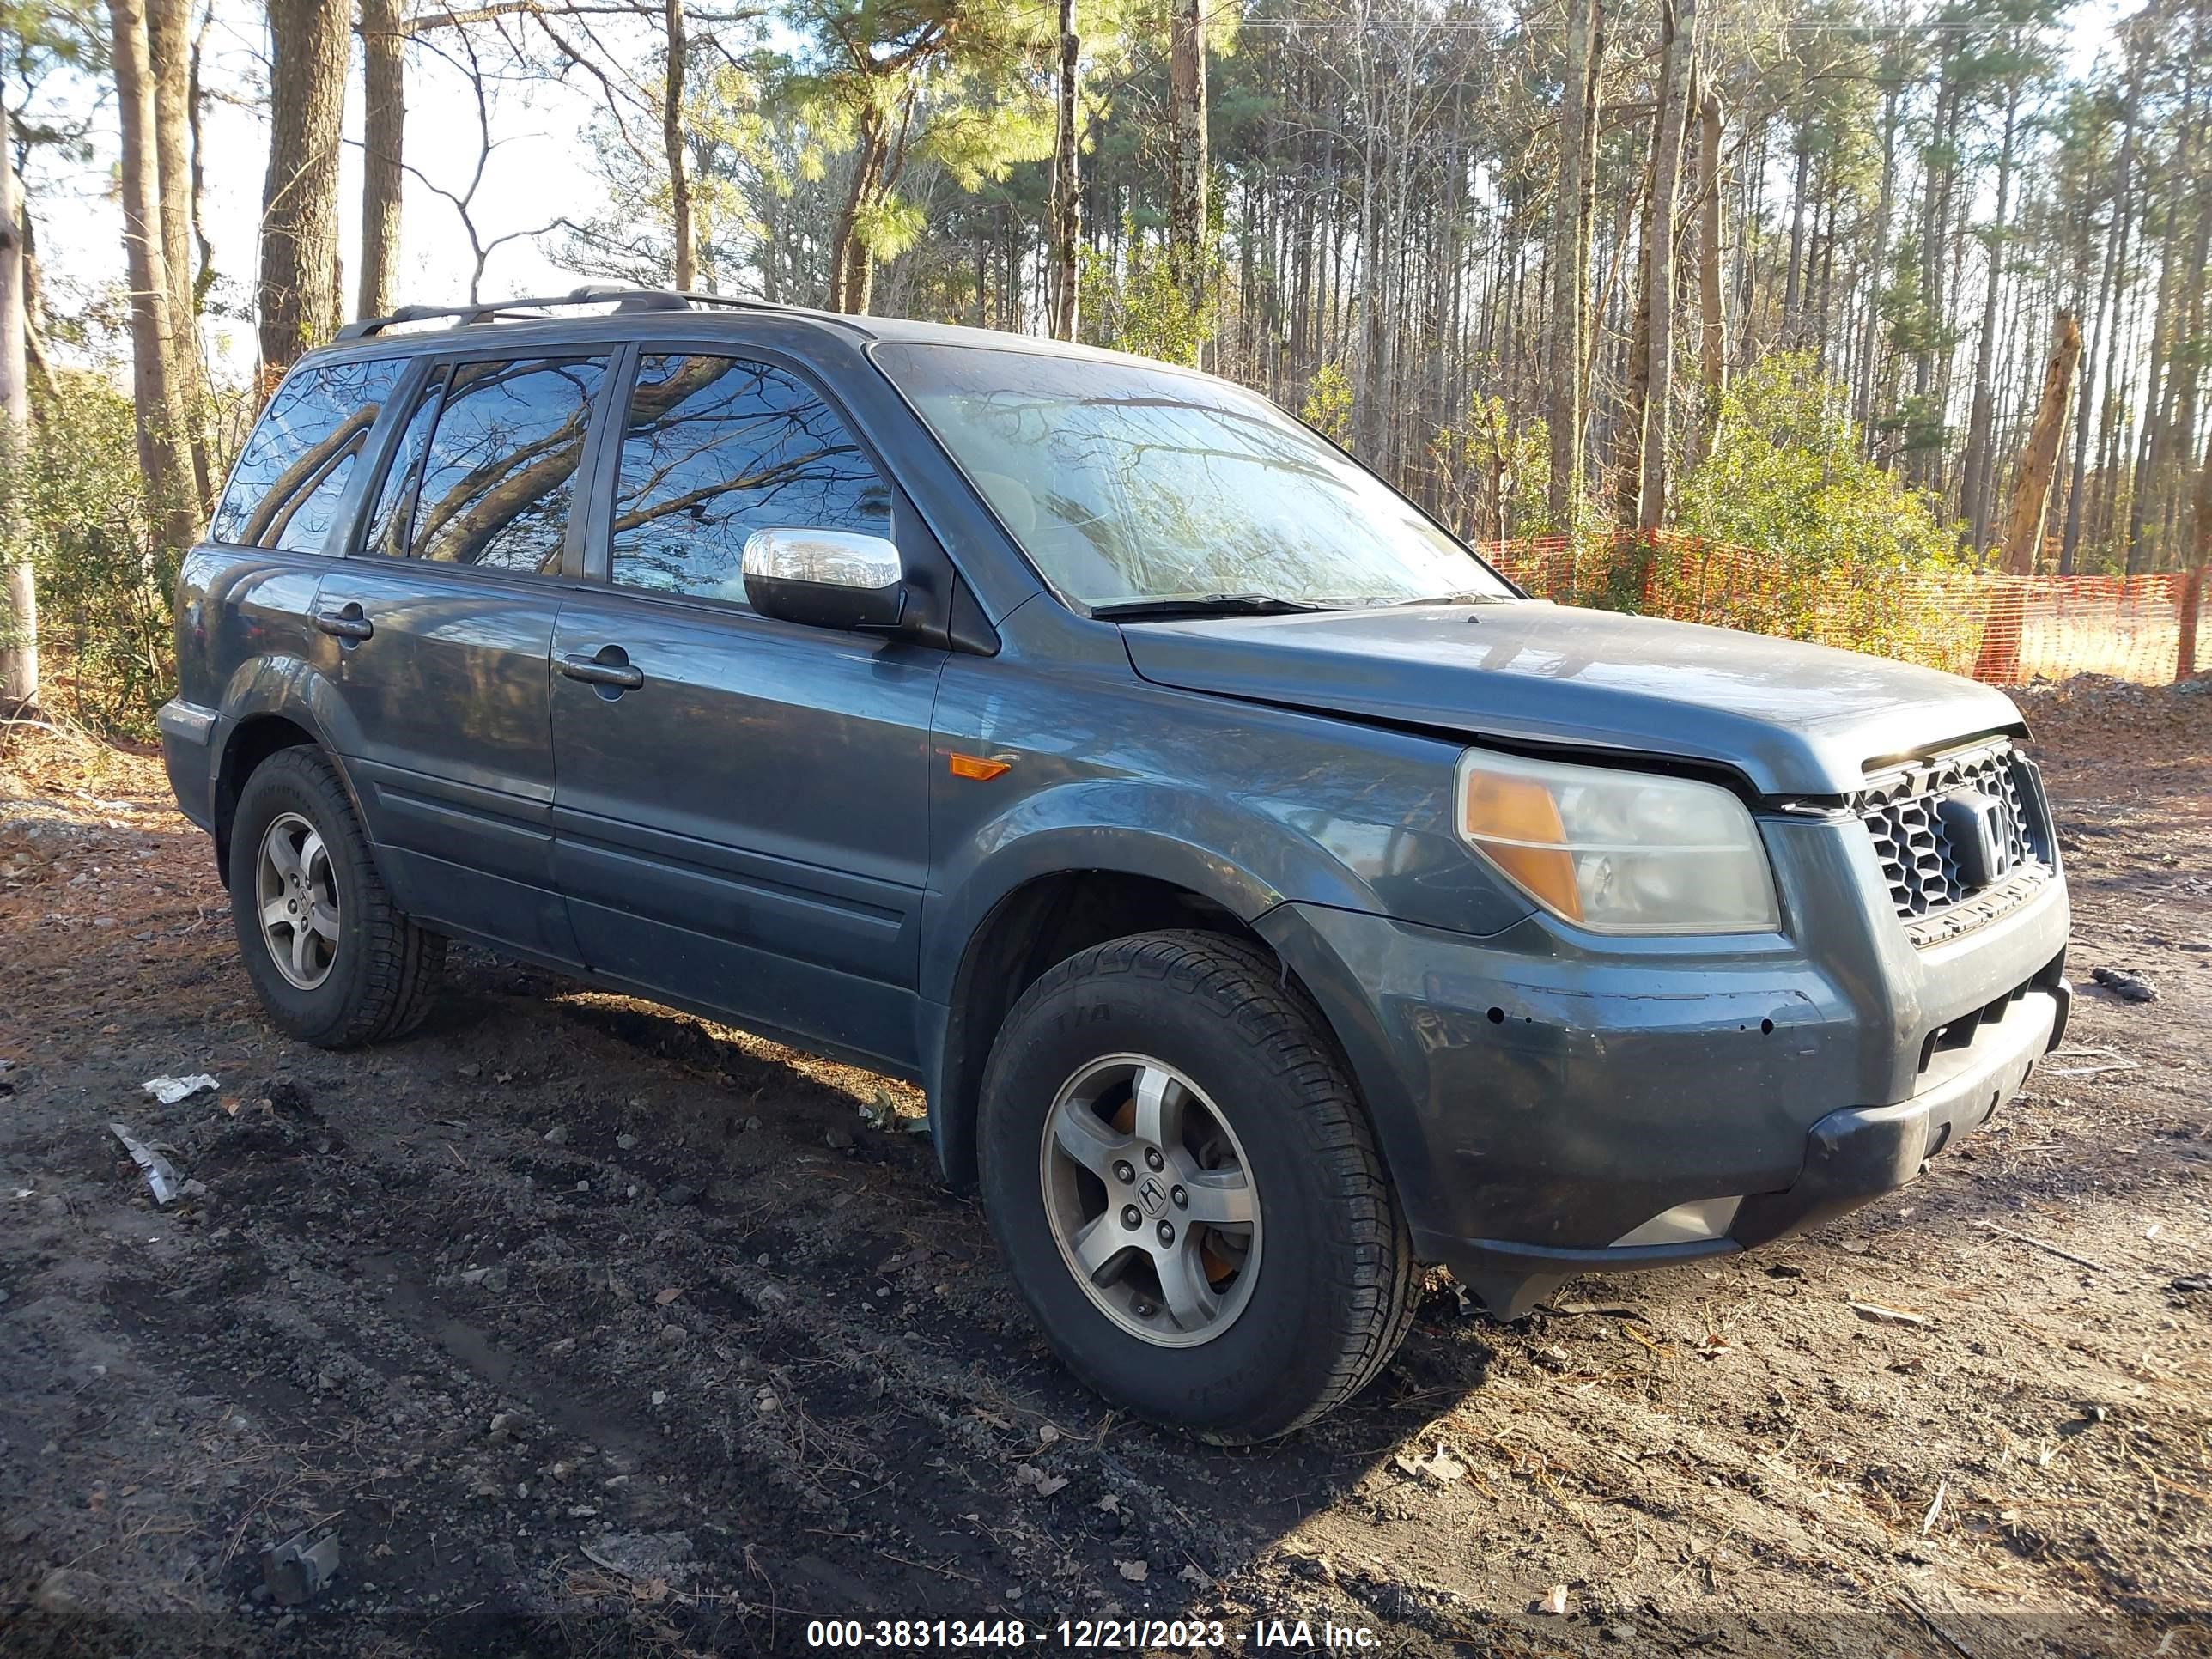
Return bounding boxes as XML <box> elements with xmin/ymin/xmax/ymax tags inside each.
<box><xmin>1012</xmin><ymin>1464</ymin><xmax>1067</xmax><ymax>1499</ymax></box>
<box><xmin>1393</xmin><ymin>1442</ymin><xmax>1468</xmax><ymax>1487</ymax></box>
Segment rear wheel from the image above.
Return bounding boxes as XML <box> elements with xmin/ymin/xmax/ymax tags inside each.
<box><xmin>978</xmin><ymin>931</ymin><xmax>1417</xmax><ymax>1442</ymax></box>
<box><xmin>228</xmin><ymin>746</ymin><xmax>444</xmax><ymax>1048</ymax></box>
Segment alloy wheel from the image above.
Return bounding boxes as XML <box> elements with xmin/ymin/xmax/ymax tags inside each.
<box><xmin>1039</xmin><ymin>1054</ymin><xmax>1261</xmax><ymax>1347</ymax></box>
<box><xmin>256</xmin><ymin>811</ymin><xmax>340</xmax><ymax>990</ymax></box>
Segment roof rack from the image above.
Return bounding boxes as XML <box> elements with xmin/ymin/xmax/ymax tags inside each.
<box><xmin>335</xmin><ymin>283</ymin><xmax>795</xmax><ymax>341</ymax></box>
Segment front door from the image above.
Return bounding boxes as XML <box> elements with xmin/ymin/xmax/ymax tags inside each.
<box><xmin>315</xmin><ymin>350</ymin><xmax>613</xmax><ymax>961</ymax></box>
<box><xmin>549</xmin><ymin>350</ymin><xmax>945</xmax><ymax>1068</ymax></box>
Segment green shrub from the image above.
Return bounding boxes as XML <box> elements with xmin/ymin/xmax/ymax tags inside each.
<box><xmin>1300</xmin><ymin>362</ymin><xmax>1352</xmax><ymax>444</ymax></box>
<box><xmin>1664</xmin><ymin>351</ymin><xmax>1986</xmax><ymax>670</ymax></box>
<box><xmin>3</xmin><ymin>371</ymin><xmax>182</xmax><ymax>738</ymax></box>
<box><xmin>1080</xmin><ymin>234</ymin><xmax>1215</xmax><ymax>368</ymax></box>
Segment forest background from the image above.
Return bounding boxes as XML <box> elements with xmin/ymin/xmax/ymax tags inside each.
<box><xmin>0</xmin><ymin>0</ymin><xmax>2204</xmax><ymax>734</ymax></box>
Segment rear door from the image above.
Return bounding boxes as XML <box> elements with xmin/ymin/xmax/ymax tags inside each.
<box><xmin>187</xmin><ymin>356</ymin><xmax>413</xmax><ymax>770</ymax></box>
<box><xmin>548</xmin><ymin>348</ymin><xmax>946</xmax><ymax>1067</ymax></box>
<box><xmin>314</xmin><ymin>349</ymin><xmax>615</xmax><ymax>961</ymax></box>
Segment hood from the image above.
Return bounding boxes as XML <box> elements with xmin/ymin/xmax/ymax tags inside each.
<box><xmin>1119</xmin><ymin>601</ymin><xmax>2026</xmax><ymax>797</ymax></box>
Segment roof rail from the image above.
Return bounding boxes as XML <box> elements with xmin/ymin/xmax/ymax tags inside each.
<box><xmin>334</xmin><ymin>283</ymin><xmax>795</xmax><ymax>341</ymax></box>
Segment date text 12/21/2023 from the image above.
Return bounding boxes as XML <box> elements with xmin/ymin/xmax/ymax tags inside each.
<box><xmin>804</xmin><ymin>1618</ymin><xmax>1386</xmax><ymax>1650</ymax></box>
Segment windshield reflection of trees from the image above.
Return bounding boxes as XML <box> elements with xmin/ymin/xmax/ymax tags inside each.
<box><xmin>944</xmin><ymin>386</ymin><xmax>1479</xmax><ymax>604</ymax></box>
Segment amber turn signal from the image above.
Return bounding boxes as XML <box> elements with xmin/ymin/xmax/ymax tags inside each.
<box><xmin>1459</xmin><ymin>767</ymin><xmax>1583</xmax><ymax>920</ymax></box>
<box><xmin>948</xmin><ymin>752</ymin><xmax>1012</xmax><ymax>781</ymax></box>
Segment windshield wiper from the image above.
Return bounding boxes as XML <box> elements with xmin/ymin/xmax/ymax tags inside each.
<box><xmin>1090</xmin><ymin>593</ymin><xmax>1328</xmax><ymax>622</ymax></box>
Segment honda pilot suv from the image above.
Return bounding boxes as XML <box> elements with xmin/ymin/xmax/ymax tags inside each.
<box><xmin>161</xmin><ymin>287</ymin><xmax>2071</xmax><ymax>1441</ymax></box>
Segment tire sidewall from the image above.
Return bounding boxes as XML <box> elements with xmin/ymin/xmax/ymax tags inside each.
<box><xmin>228</xmin><ymin>754</ymin><xmax>380</xmax><ymax>1044</ymax></box>
<box><xmin>979</xmin><ymin>951</ymin><xmax>1370</xmax><ymax>1438</ymax></box>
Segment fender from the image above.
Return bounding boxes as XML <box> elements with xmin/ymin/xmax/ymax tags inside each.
<box><xmin>217</xmin><ymin>652</ymin><xmax>376</xmax><ymax>766</ymax></box>
<box><xmin>208</xmin><ymin>658</ymin><xmax>385</xmax><ymax>884</ymax></box>
<box><xmin>919</xmin><ymin>776</ymin><xmax>1389</xmax><ymax>1007</ymax></box>
<box><xmin>915</xmin><ymin>779</ymin><xmax>1400</xmax><ymax>1189</ymax></box>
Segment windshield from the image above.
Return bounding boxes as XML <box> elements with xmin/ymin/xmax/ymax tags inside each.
<box><xmin>875</xmin><ymin>343</ymin><xmax>1513</xmax><ymax>612</ymax></box>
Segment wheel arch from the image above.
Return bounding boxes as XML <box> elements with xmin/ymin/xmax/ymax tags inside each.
<box><xmin>927</xmin><ymin>866</ymin><xmax>1341</xmax><ymax>1193</ymax></box>
<box><xmin>212</xmin><ymin>708</ymin><xmax>368</xmax><ymax>888</ymax></box>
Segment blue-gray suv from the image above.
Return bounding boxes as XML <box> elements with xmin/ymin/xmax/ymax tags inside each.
<box><xmin>161</xmin><ymin>288</ymin><xmax>2072</xmax><ymax>1441</ymax></box>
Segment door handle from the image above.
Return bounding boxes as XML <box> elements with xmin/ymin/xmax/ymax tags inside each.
<box><xmin>313</xmin><ymin>606</ymin><xmax>374</xmax><ymax>641</ymax></box>
<box><xmin>560</xmin><ymin>651</ymin><xmax>645</xmax><ymax>691</ymax></box>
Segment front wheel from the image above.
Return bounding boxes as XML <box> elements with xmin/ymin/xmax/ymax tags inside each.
<box><xmin>977</xmin><ymin>931</ymin><xmax>1417</xmax><ymax>1442</ymax></box>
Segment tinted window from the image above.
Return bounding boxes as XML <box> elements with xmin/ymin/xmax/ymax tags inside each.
<box><xmin>609</xmin><ymin>355</ymin><xmax>892</xmax><ymax>601</ymax></box>
<box><xmin>360</xmin><ymin>370</ymin><xmax>447</xmax><ymax>560</ymax></box>
<box><xmin>410</xmin><ymin>356</ymin><xmax>607</xmax><ymax>572</ymax></box>
<box><xmin>211</xmin><ymin>356</ymin><xmax>404</xmax><ymax>549</ymax></box>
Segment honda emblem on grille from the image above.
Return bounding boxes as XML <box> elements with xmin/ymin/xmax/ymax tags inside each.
<box><xmin>1936</xmin><ymin>789</ymin><xmax>2012</xmax><ymax>889</ymax></box>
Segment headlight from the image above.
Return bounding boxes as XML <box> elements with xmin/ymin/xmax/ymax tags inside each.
<box><xmin>1455</xmin><ymin>749</ymin><xmax>1779</xmax><ymax>933</ymax></box>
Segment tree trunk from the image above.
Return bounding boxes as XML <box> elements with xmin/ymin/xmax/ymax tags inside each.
<box><xmin>2164</xmin><ymin>177</ymin><xmax>2209</xmax><ymax>562</ymax></box>
<box><xmin>663</xmin><ymin>0</ymin><xmax>695</xmax><ymax>289</ymax></box>
<box><xmin>1854</xmin><ymin>46</ymin><xmax>1900</xmax><ymax>438</ymax></box>
<box><xmin>1611</xmin><ymin>118</ymin><xmax>1662</xmax><ymax>526</ymax></box>
<box><xmin>1693</xmin><ymin>79</ymin><xmax>1725</xmax><ymax>463</ymax></box>
<box><xmin>1168</xmin><ymin>0</ymin><xmax>1207</xmax><ymax>318</ymax></box>
<box><xmin>110</xmin><ymin>0</ymin><xmax>202</xmax><ymax>549</ymax></box>
<box><xmin>1546</xmin><ymin>0</ymin><xmax>1600</xmax><ymax>532</ymax></box>
<box><xmin>1351</xmin><ymin>23</ymin><xmax>1385</xmax><ymax>459</ymax></box>
<box><xmin>1571</xmin><ymin>1</ymin><xmax>1605</xmax><ymax>459</ymax></box>
<box><xmin>1635</xmin><ymin>0</ymin><xmax>1692</xmax><ymax>533</ymax></box>
<box><xmin>146</xmin><ymin>0</ymin><xmax>196</xmax><ymax>356</ymax></box>
<box><xmin>2124</xmin><ymin>50</ymin><xmax>2201</xmax><ymax>572</ymax></box>
<box><xmin>259</xmin><ymin>0</ymin><xmax>349</xmax><ymax>371</ymax></box>
<box><xmin>2179</xmin><ymin>425</ymin><xmax>2210</xmax><ymax>677</ymax></box>
<box><xmin>2063</xmin><ymin>57</ymin><xmax>2139</xmax><ymax>572</ymax></box>
<box><xmin>827</xmin><ymin>102</ymin><xmax>892</xmax><ymax>316</ymax></box>
<box><xmin>1048</xmin><ymin>0</ymin><xmax>1079</xmax><ymax>341</ymax></box>
<box><xmin>1779</xmin><ymin>118</ymin><xmax>1810</xmax><ymax>343</ymax></box>
<box><xmin>1998</xmin><ymin>309</ymin><xmax>2081</xmax><ymax>574</ymax></box>
<box><xmin>1909</xmin><ymin>55</ymin><xmax>1956</xmax><ymax>490</ymax></box>
<box><xmin>1961</xmin><ymin>85</ymin><xmax>2020</xmax><ymax>550</ymax></box>
<box><xmin>147</xmin><ymin>0</ymin><xmax>210</xmax><ymax>506</ymax></box>
<box><xmin>0</xmin><ymin>107</ymin><xmax>33</xmax><ymax>708</ymax></box>
<box><xmin>357</xmin><ymin>0</ymin><xmax>404</xmax><ymax>319</ymax></box>
<box><xmin>188</xmin><ymin>14</ymin><xmax>216</xmax><ymax>314</ymax></box>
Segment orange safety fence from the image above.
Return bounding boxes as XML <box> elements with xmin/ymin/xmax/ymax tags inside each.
<box><xmin>1475</xmin><ymin>532</ymin><xmax>2204</xmax><ymax>688</ymax></box>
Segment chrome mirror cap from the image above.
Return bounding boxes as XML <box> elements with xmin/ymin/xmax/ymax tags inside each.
<box><xmin>741</xmin><ymin>527</ymin><xmax>906</xmax><ymax>631</ymax></box>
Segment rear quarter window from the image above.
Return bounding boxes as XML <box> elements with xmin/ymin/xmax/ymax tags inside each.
<box><xmin>211</xmin><ymin>357</ymin><xmax>405</xmax><ymax>550</ymax></box>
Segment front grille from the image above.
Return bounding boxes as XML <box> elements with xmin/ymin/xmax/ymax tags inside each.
<box><xmin>1856</xmin><ymin>742</ymin><xmax>2051</xmax><ymax>940</ymax></box>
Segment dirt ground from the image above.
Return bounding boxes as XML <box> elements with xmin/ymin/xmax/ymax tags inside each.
<box><xmin>2</xmin><ymin>678</ymin><xmax>2209</xmax><ymax>1659</ymax></box>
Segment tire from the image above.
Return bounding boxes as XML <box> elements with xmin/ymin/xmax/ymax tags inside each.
<box><xmin>227</xmin><ymin>745</ymin><xmax>444</xmax><ymax>1048</ymax></box>
<box><xmin>977</xmin><ymin>930</ymin><xmax>1418</xmax><ymax>1442</ymax></box>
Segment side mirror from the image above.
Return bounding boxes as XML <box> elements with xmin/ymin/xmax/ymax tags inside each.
<box><xmin>741</xmin><ymin>528</ymin><xmax>906</xmax><ymax>631</ymax></box>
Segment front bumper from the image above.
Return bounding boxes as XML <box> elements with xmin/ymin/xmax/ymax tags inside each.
<box><xmin>1256</xmin><ymin>823</ymin><xmax>2072</xmax><ymax>1317</ymax></box>
<box><xmin>1429</xmin><ymin>981</ymin><xmax>2065</xmax><ymax>1313</ymax></box>
<box><xmin>1730</xmin><ymin>981</ymin><xmax>2063</xmax><ymax>1249</ymax></box>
